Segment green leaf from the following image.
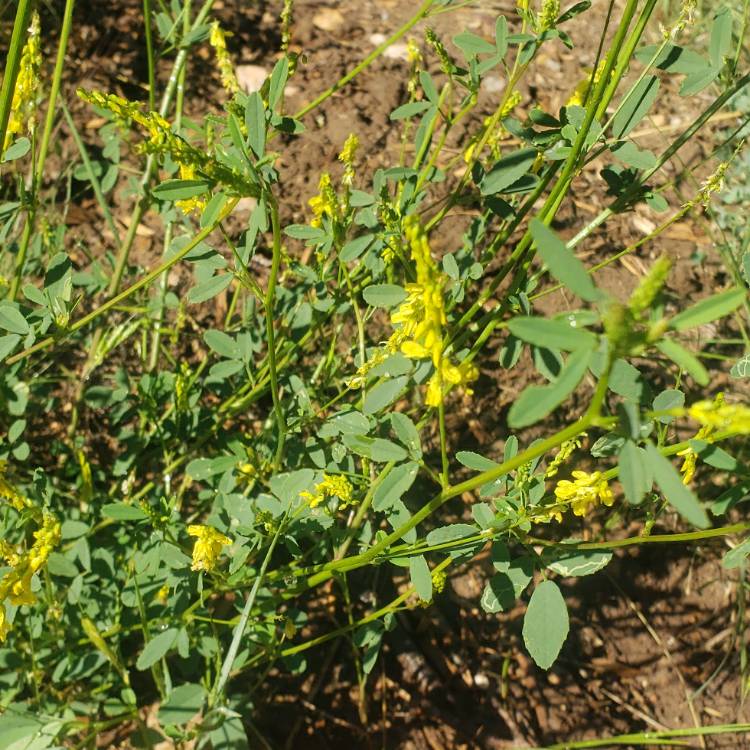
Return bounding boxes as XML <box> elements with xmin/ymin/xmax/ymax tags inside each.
<box><xmin>481</xmin><ymin>574</ymin><xmax>517</xmax><ymax>613</ymax></box>
<box><xmin>137</xmin><ymin>628</ymin><xmax>179</xmax><ymax>671</ymax></box>
<box><xmin>187</xmin><ymin>273</ymin><xmax>233</xmax><ymax>304</ymax></box>
<box><xmin>390</xmin><ymin>412</ymin><xmax>422</xmax><ymax>458</ymax></box>
<box><xmin>409</xmin><ymin>555</ymin><xmax>433</xmax><ymax>602</ymax></box>
<box><xmin>47</xmin><ymin>552</ymin><xmax>79</xmax><ymax>578</ymax></box>
<box><xmin>362</xmin><ymin>284</ymin><xmax>407</xmax><ymax>308</ymax></box>
<box><xmin>653</xmin><ymin>388</ymin><xmax>684</xmax><ymax>423</ymax></box>
<box><xmin>385</xmin><ymin>499</ymin><xmax>417</xmax><ymax>543</ymax></box>
<box><xmin>618</xmin><ymin>441</ymin><xmax>651</xmax><ymax>505</ymax></box>
<box><xmin>364</xmin><ymin>376</ymin><xmax>408</xmax><ymax>415</ymax></box>
<box><xmin>453</xmin><ymin>31</ymin><xmax>496</xmax><ymax>56</ymax></box>
<box><xmin>656</xmin><ymin>339</ymin><xmax>709</xmax><ymax>386</ymax></box>
<box><xmin>644</xmin><ymin>442</ymin><xmax>709</xmax><ymax>528</ymax></box>
<box><xmin>425</xmin><ymin>523</ymin><xmax>477</xmax><ymax>546</ymax></box>
<box><xmin>102</xmin><ymin>502</ymin><xmax>148</xmax><ymax>521</ymax></box>
<box><xmin>340</xmin><ymin>233</ymin><xmax>375</xmax><ymax>262</ymax></box>
<box><xmin>522</xmin><ymin>580</ymin><xmax>569</xmax><ymax>670</ymax></box>
<box><xmin>495</xmin><ymin>15</ymin><xmax>508</xmax><ymax>58</ymax></box>
<box><xmin>544</xmin><ymin>549</ymin><xmax>612</xmax><ymax>577</ymax></box>
<box><xmin>456</xmin><ymin>451</ymin><xmax>498</xmax><ymax>471</ymax></box>
<box><xmin>668</xmin><ymin>287</ymin><xmax>746</xmax><ymax>331</ymax></box>
<box><xmin>480</xmin><ymin>148</ymin><xmax>537</xmax><ymax>196</ymax></box>
<box><xmin>680</xmin><ymin>65</ymin><xmax>721</xmax><ymax>97</ymax></box>
<box><xmin>612</xmin><ymin>75</ymin><xmax>659</xmax><ymax>138</ymax></box>
<box><xmin>268</xmin><ymin>57</ymin><xmax>289</xmax><ymax>110</ymax></box>
<box><xmin>507</xmin><ymin>316</ymin><xmax>597</xmax><ymax>351</ymax></box>
<box><xmin>373</xmin><ymin>462</ymin><xmax>419</xmax><ymax>511</ymax></box>
<box><xmin>530</xmin><ymin>219</ymin><xmax>599</xmax><ymax>302</ymax></box>
<box><xmin>186</xmin><ymin>456</ymin><xmax>237</xmax><ymax>481</ymax></box>
<box><xmin>636</xmin><ymin>44</ymin><xmax>708</xmax><ymax>75</ymax></box>
<box><xmin>709</xmin><ymin>7</ymin><xmax>732</xmax><ymax>68</ymax></box>
<box><xmin>2</xmin><ymin>137</ymin><xmax>30</xmax><ymax>162</ymax></box>
<box><xmin>343</xmin><ymin>434</ymin><xmax>407</xmax><ymax>462</ymax></box>
<box><xmin>204</xmin><ymin>329</ymin><xmax>241</xmax><ymax>360</ymax></box>
<box><xmin>611</xmin><ymin>141</ymin><xmax>657</xmax><ymax>169</ymax></box>
<box><xmin>0</xmin><ymin>303</ymin><xmax>30</xmax><ymax>334</ymax></box>
<box><xmin>689</xmin><ymin>440</ymin><xmax>737</xmax><ymax>471</ymax></box>
<box><xmin>245</xmin><ymin>91</ymin><xmax>266</xmax><ymax>158</ymax></box>
<box><xmin>159</xmin><ymin>683</ymin><xmax>206</xmax><ymax>726</ymax></box>
<box><xmin>153</xmin><ymin>179</ymin><xmax>210</xmax><ymax>201</ymax></box>
<box><xmin>390</xmin><ymin>101</ymin><xmax>432</xmax><ymax>120</ymax></box>
<box><xmin>731</xmin><ymin>354</ymin><xmax>750</xmax><ymax>378</ymax></box>
<box><xmin>508</xmin><ymin>347</ymin><xmax>592</xmax><ymax>428</ymax></box>
<box><xmin>0</xmin><ymin>333</ymin><xmax>21</xmax><ymax>360</ymax></box>
<box><xmin>722</xmin><ymin>538</ymin><xmax>750</xmax><ymax>569</ymax></box>
<box><xmin>284</xmin><ymin>224</ymin><xmax>327</xmax><ymax>241</ymax></box>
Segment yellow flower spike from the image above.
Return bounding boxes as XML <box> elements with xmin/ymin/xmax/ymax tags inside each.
<box><xmin>301</xmin><ymin>473</ymin><xmax>355</xmax><ymax>509</ymax></box>
<box><xmin>553</xmin><ymin>470</ymin><xmax>614</xmax><ymax>517</ymax></box>
<box><xmin>175</xmin><ymin>164</ymin><xmax>207</xmax><ymax>215</ymax></box>
<box><xmin>308</xmin><ymin>172</ymin><xmax>338</xmax><ymax>228</ymax></box>
<box><xmin>338</xmin><ymin>133</ymin><xmax>359</xmax><ymax>187</ymax></box>
<box><xmin>0</xmin><ymin>462</ymin><xmax>32</xmax><ymax>513</ymax></box>
<box><xmin>209</xmin><ymin>20</ymin><xmax>240</xmax><ymax>95</ymax></box>
<box><xmin>187</xmin><ymin>525</ymin><xmax>232</xmax><ymax>572</ymax></box>
<box><xmin>565</xmin><ymin>59</ymin><xmax>607</xmax><ymax>108</ymax></box>
<box><xmin>688</xmin><ymin>396</ymin><xmax>750</xmax><ymax>434</ymax></box>
<box><xmin>9</xmin><ymin>570</ymin><xmax>35</xmax><ymax>607</ymax></box>
<box><xmin>544</xmin><ymin>435</ymin><xmax>585</xmax><ymax>479</ymax></box>
<box><xmin>4</xmin><ymin>11</ymin><xmax>42</xmax><ymax>151</ymax></box>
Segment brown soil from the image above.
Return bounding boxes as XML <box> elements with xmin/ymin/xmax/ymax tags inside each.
<box><xmin>23</xmin><ymin>0</ymin><xmax>750</xmax><ymax>747</ymax></box>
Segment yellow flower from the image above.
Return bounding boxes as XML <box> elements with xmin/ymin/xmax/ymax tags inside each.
<box><xmin>8</xmin><ymin>570</ymin><xmax>34</xmax><ymax>607</ymax></box>
<box><xmin>28</xmin><ymin>514</ymin><xmax>61</xmax><ymax>573</ymax></box>
<box><xmin>308</xmin><ymin>172</ymin><xmax>339</xmax><ymax>228</ymax></box>
<box><xmin>300</xmin><ymin>473</ymin><xmax>354</xmax><ymax>509</ymax></box>
<box><xmin>187</xmin><ymin>525</ymin><xmax>232</xmax><ymax>572</ymax></box>
<box><xmin>0</xmin><ymin>461</ymin><xmax>31</xmax><ymax>512</ymax></box>
<box><xmin>688</xmin><ymin>397</ymin><xmax>750</xmax><ymax>434</ymax></box>
<box><xmin>209</xmin><ymin>21</ymin><xmax>239</xmax><ymax>95</ymax></box>
<box><xmin>539</xmin><ymin>0</ymin><xmax>560</xmax><ymax>30</ymax></box>
<box><xmin>566</xmin><ymin>59</ymin><xmax>607</xmax><ymax>108</ymax></box>
<box><xmin>175</xmin><ymin>164</ymin><xmax>207</xmax><ymax>215</ymax></box>
<box><xmin>4</xmin><ymin>11</ymin><xmax>42</xmax><ymax>150</ymax></box>
<box><xmin>425</xmin><ymin>359</ymin><xmax>479</xmax><ymax>407</ymax></box>
<box><xmin>431</xmin><ymin>569</ymin><xmax>447</xmax><ymax>594</ymax></box>
<box><xmin>0</xmin><ymin>605</ymin><xmax>10</xmax><ymax>642</ymax></box>
<box><xmin>338</xmin><ymin>133</ymin><xmax>359</xmax><ymax>187</ymax></box>
<box><xmin>553</xmin><ymin>470</ymin><xmax>614</xmax><ymax>517</ymax></box>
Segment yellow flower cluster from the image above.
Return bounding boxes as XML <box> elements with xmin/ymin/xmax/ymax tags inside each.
<box><xmin>678</xmin><ymin>393</ymin><xmax>724</xmax><ymax>484</ymax></box>
<box><xmin>0</xmin><ymin>513</ymin><xmax>61</xmax><ymax>642</ymax></box>
<box><xmin>566</xmin><ymin>59</ymin><xmax>607</xmax><ymax>108</ymax></box>
<box><xmin>175</xmin><ymin>164</ymin><xmax>207</xmax><ymax>215</ymax></box>
<box><xmin>387</xmin><ymin>217</ymin><xmax>478</xmax><ymax>407</ymax></box>
<box><xmin>187</xmin><ymin>524</ymin><xmax>232</xmax><ymax>572</ymax></box>
<box><xmin>4</xmin><ymin>11</ymin><xmax>42</xmax><ymax>151</ymax></box>
<box><xmin>308</xmin><ymin>173</ymin><xmax>339</xmax><ymax>228</ymax></box>
<box><xmin>688</xmin><ymin>398</ymin><xmax>750</xmax><ymax>434</ymax></box>
<box><xmin>338</xmin><ymin>133</ymin><xmax>359</xmax><ymax>187</ymax></box>
<box><xmin>0</xmin><ymin>461</ymin><xmax>32</xmax><ymax>512</ymax></box>
<box><xmin>537</xmin><ymin>470</ymin><xmax>614</xmax><ymax>523</ymax></box>
<box><xmin>209</xmin><ymin>21</ymin><xmax>239</xmax><ymax>95</ymax></box>
<box><xmin>78</xmin><ymin>89</ymin><xmax>258</xmax><ymax>208</ymax></box>
<box><xmin>538</xmin><ymin>0</ymin><xmax>560</xmax><ymax>30</ymax></box>
<box><xmin>300</xmin><ymin>473</ymin><xmax>354</xmax><ymax>509</ymax></box>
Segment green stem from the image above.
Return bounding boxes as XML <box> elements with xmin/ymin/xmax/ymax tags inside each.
<box><xmin>266</xmin><ymin>197</ymin><xmax>287</xmax><ymax>471</ymax></box>
<box><xmin>210</xmin><ymin>509</ymin><xmax>288</xmax><ymax>704</ymax></box>
<box><xmin>143</xmin><ymin>0</ymin><xmax>156</xmax><ymax>111</ymax></box>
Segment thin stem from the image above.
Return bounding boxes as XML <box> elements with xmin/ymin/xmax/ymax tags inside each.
<box><xmin>266</xmin><ymin>197</ymin><xmax>287</xmax><ymax>471</ymax></box>
<box><xmin>143</xmin><ymin>0</ymin><xmax>156</xmax><ymax>112</ymax></box>
<box><xmin>210</xmin><ymin>509</ymin><xmax>288</xmax><ymax>704</ymax></box>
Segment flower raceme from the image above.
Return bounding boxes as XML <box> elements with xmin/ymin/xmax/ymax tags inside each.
<box><xmin>209</xmin><ymin>21</ymin><xmax>240</xmax><ymax>96</ymax></box>
<box><xmin>0</xmin><ymin>512</ymin><xmax>61</xmax><ymax>642</ymax></box>
<box><xmin>187</xmin><ymin>525</ymin><xmax>232</xmax><ymax>572</ymax></box>
<box><xmin>300</xmin><ymin>473</ymin><xmax>355</xmax><ymax>509</ymax></box>
<box><xmin>4</xmin><ymin>11</ymin><xmax>42</xmax><ymax>151</ymax></box>
<box><xmin>536</xmin><ymin>470</ymin><xmax>614</xmax><ymax>523</ymax></box>
<box><xmin>386</xmin><ymin>217</ymin><xmax>478</xmax><ymax>406</ymax></box>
